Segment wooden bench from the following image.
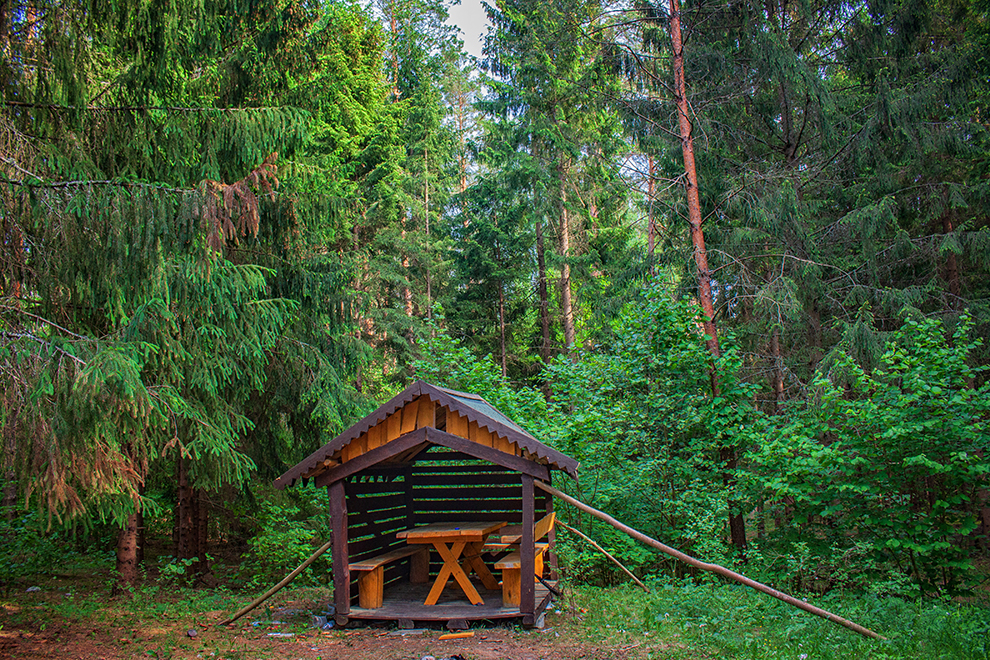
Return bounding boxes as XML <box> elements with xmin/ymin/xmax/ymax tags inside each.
<box><xmin>349</xmin><ymin>546</ymin><xmax>429</xmax><ymax>609</ymax></box>
<box><xmin>486</xmin><ymin>512</ymin><xmax>556</xmax><ymax>607</ymax></box>
<box><xmin>483</xmin><ymin>512</ymin><xmax>556</xmax><ymax>552</ymax></box>
<box><xmin>494</xmin><ymin>543</ymin><xmax>550</xmax><ymax>607</ymax></box>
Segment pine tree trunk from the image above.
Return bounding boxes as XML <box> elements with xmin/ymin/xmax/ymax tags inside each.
<box><xmin>0</xmin><ymin>1</ymin><xmax>9</xmax><ymax>52</ymax></box>
<box><xmin>175</xmin><ymin>455</ymin><xmax>196</xmax><ymax>560</ymax></box>
<box><xmin>669</xmin><ymin>0</ymin><xmax>746</xmax><ymax>553</ymax></box>
<box><xmin>136</xmin><ymin>486</ymin><xmax>145</xmax><ymax>565</ymax></box>
<box><xmin>2</xmin><ymin>426</ymin><xmax>15</xmax><ymax>520</ymax></box>
<box><xmin>195</xmin><ymin>489</ymin><xmax>217</xmax><ymax>585</ymax></box>
<box><xmin>499</xmin><ymin>281</ymin><xmax>508</xmax><ymax>377</ymax></box>
<box><xmin>770</xmin><ymin>326</ymin><xmax>784</xmax><ymax>411</ymax></box>
<box><xmin>807</xmin><ymin>300</ymin><xmax>822</xmax><ymax>375</ymax></box>
<box><xmin>3</xmin><ymin>473</ymin><xmax>16</xmax><ymax>520</ymax></box>
<box><xmin>942</xmin><ymin>212</ymin><xmax>961</xmax><ymax>308</ymax></box>
<box><xmin>536</xmin><ymin>218</ymin><xmax>552</xmax><ymax>362</ymax></box>
<box><xmin>558</xmin><ymin>165</ymin><xmax>576</xmax><ymax>355</ymax></box>
<box><xmin>401</xmin><ymin>222</ymin><xmax>413</xmax><ymax>321</ymax></box>
<box><xmin>647</xmin><ymin>155</ymin><xmax>657</xmax><ymax>259</ymax></box>
<box><xmin>116</xmin><ymin>511</ymin><xmax>140</xmax><ymax>590</ymax></box>
<box><xmin>979</xmin><ymin>486</ymin><xmax>990</xmax><ymax>553</ymax></box>
<box><xmin>389</xmin><ymin>8</ymin><xmax>399</xmax><ymax>100</ymax></box>
<box><xmin>425</xmin><ymin>146</ymin><xmax>432</xmax><ymax>322</ymax></box>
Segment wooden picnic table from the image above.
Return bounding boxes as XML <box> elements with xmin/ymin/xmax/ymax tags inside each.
<box><xmin>396</xmin><ymin>521</ymin><xmax>506</xmax><ymax>606</ymax></box>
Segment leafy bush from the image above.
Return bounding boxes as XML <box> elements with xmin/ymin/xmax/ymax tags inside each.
<box><xmin>0</xmin><ymin>509</ymin><xmax>77</xmax><ymax>592</ymax></box>
<box><xmin>753</xmin><ymin>314</ymin><xmax>990</xmax><ymax>593</ymax></box>
<box><xmin>238</xmin><ymin>485</ymin><xmax>331</xmax><ymax>589</ymax></box>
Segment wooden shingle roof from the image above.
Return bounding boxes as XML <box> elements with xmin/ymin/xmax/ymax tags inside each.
<box><xmin>274</xmin><ymin>380</ymin><xmax>579</xmax><ymax>489</ymax></box>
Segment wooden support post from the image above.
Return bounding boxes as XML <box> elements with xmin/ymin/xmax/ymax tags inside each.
<box><xmin>521</xmin><ymin>474</ymin><xmax>535</xmax><ymax>622</ymax></box>
<box><xmin>410</xmin><ymin>547</ymin><xmax>430</xmax><ymax>583</ymax></box>
<box><xmin>403</xmin><ymin>464</ymin><xmax>415</xmax><ymax>528</ymax></box>
<box><xmin>329</xmin><ymin>480</ymin><xmax>350</xmax><ymax>617</ymax></box>
<box><xmin>501</xmin><ymin>566</ymin><xmax>521</xmax><ymax>607</ymax></box>
<box><xmin>357</xmin><ymin>567</ymin><xmax>384</xmax><ymax>608</ymax></box>
<box><xmin>544</xmin><ymin>473</ymin><xmax>557</xmax><ymax>580</ymax></box>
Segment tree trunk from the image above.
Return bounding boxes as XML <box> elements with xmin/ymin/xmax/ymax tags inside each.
<box><xmin>425</xmin><ymin>146</ymin><xmax>432</xmax><ymax>322</ymax></box>
<box><xmin>647</xmin><ymin>155</ymin><xmax>657</xmax><ymax>259</ymax></box>
<box><xmin>116</xmin><ymin>511</ymin><xmax>140</xmax><ymax>590</ymax></box>
<box><xmin>402</xmin><ymin>227</ymin><xmax>413</xmax><ymax>321</ymax></box>
<box><xmin>558</xmin><ymin>164</ymin><xmax>576</xmax><ymax>356</ymax></box>
<box><xmin>498</xmin><ymin>280</ymin><xmax>508</xmax><ymax>377</ymax></box>
<box><xmin>536</xmin><ymin>218</ymin><xmax>552</xmax><ymax>362</ymax></box>
<box><xmin>807</xmin><ymin>299</ymin><xmax>822</xmax><ymax>375</ymax></box>
<box><xmin>389</xmin><ymin>7</ymin><xmax>400</xmax><ymax>100</ymax></box>
<box><xmin>770</xmin><ymin>326</ymin><xmax>784</xmax><ymax>411</ymax></box>
<box><xmin>195</xmin><ymin>489</ymin><xmax>216</xmax><ymax>584</ymax></box>
<box><xmin>669</xmin><ymin>0</ymin><xmax>746</xmax><ymax>553</ymax></box>
<box><xmin>136</xmin><ymin>492</ymin><xmax>145</xmax><ymax>565</ymax></box>
<box><xmin>175</xmin><ymin>455</ymin><xmax>195</xmax><ymax>560</ymax></box>
<box><xmin>3</xmin><ymin>430</ymin><xmax>15</xmax><ymax>520</ymax></box>
<box><xmin>942</xmin><ymin>211</ymin><xmax>961</xmax><ymax>308</ymax></box>
<box><xmin>175</xmin><ymin>457</ymin><xmax>217</xmax><ymax>584</ymax></box>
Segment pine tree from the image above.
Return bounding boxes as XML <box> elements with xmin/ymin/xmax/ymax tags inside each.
<box><xmin>479</xmin><ymin>0</ymin><xmax>629</xmax><ymax>364</ymax></box>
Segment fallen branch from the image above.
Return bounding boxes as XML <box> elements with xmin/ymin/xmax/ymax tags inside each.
<box><xmin>536</xmin><ymin>481</ymin><xmax>885</xmax><ymax>640</ymax></box>
<box><xmin>220</xmin><ymin>538</ymin><xmax>333</xmax><ymax>626</ymax></box>
<box><xmin>558</xmin><ymin>521</ymin><xmax>650</xmax><ymax>594</ymax></box>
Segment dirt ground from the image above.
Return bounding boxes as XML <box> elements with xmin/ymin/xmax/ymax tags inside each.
<box><xmin>0</xmin><ymin>599</ymin><xmax>690</xmax><ymax>660</ymax></box>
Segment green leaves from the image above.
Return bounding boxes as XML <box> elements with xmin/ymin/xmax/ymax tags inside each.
<box><xmin>754</xmin><ymin>313</ymin><xmax>990</xmax><ymax>593</ymax></box>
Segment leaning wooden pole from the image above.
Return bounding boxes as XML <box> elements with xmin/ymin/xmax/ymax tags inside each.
<box><xmin>536</xmin><ymin>482</ymin><xmax>885</xmax><ymax>640</ymax></box>
<box><xmin>559</xmin><ymin>521</ymin><xmax>650</xmax><ymax>594</ymax></box>
<box><xmin>221</xmin><ymin>538</ymin><xmax>334</xmax><ymax>626</ymax></box>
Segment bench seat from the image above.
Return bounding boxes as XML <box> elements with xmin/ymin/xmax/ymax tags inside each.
<box><xmin>349</xmin><ymin>546</ymin><xmax>429</xmax><ymax>609</ymax></box>
<box><xmin>494</xmin><ymin>543</ymin><xmax>549</xmax><ymax>607</ymax></box>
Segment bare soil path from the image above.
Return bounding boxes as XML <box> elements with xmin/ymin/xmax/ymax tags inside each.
<box><xmin>1</xmin><ymin>591</ymin><xmax>697</xmax><ymax>660</ymax></box>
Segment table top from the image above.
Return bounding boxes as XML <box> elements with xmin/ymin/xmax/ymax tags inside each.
<box><xmin>397</xmin><ymin>521</ymin><xmax>506</xmax><ymax>541</ymax></box>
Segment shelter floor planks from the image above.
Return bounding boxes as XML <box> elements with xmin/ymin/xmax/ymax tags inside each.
<box><xmin>347</xmin><ymin>578</ymin><xmax>555</xmax><ymax>622</ymax></box>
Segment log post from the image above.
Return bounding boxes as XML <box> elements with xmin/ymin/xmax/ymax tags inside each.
<box><xmin>521</xmin><ymin>474</ymin><xmax>535</xmax><ymax>623</ymax></box>
<box><xmin>329</xmin><ymin>480</ymin><xmax>350</xmax><ymax>620</ymax></box>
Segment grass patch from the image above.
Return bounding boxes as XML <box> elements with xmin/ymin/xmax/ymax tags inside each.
<box><xmin>562</xmin><ymin>581</ymin><xmax>990</xmax><ymax>659</ymax></box>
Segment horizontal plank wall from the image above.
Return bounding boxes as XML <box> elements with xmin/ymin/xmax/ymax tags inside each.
<box><xmin>345</xmin><ymin>468</ymin><xmax>413</xmax><ymax>604</ymax></box>
<box><xmin>409</xmin><ymin>450</ymin><xmax>549</xmax><ymax>576</ymax></box>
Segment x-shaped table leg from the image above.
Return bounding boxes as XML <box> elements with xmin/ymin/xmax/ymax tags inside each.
<box><xmin>460</xmin><ymin>541</ymin><xmax>500</xmax><ymax>590</ymax></box>
<box><xmin>424</xmin><ymin>541</ymin><xmax>484</xmax><ymax>606</ymax></box>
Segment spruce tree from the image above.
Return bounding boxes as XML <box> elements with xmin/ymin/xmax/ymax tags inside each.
<box><xmin>0</xmin><ymin>0</ymin><xmax>387</xmax><ymax>585</ymax></box>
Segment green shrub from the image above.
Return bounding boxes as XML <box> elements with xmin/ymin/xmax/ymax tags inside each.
<box><xmin>0</xmin><ymin>508</ymin><xmax>76</xmax><ymax>592</ymax></box>
<box><xmin>237</xmin><ymin>485</ymin><xmax>330</xmax><ymax>589</ymax></box>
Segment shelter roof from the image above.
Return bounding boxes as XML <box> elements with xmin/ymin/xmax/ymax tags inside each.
<box><xmin>274</xmin><ymin>380</ymin><xmax>578</xmax><ymax>489</ymax></box>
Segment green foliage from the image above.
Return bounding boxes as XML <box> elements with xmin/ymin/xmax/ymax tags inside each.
<box><xmin>754</xmin><ymin>314</ymin><xmax>990</xmax><ymax>593</ymax></box>
<box><xmin>416</xmin><ymin>287</ymin><xmax>764</xmax><ymax>574</ymax></box>
<box><xmin>545</xmin><ymin>286</ymin><xmax>764</xmax><ymax>567</ymax></box>
<box><xmin>1</xmin><ymin>0</ymin><xmax>371</xmax><ymax>536</ymax></box>
<box><xmin>413</xmin><ymin>316</ymin><xmax>552</xmax><ymax>432</ymax></box>
<box><xmin>0</xmin><ymin>510</ymin><xmax>78</xmax><ymax>592</ymax></box>
<box><xmin>238</xmin><ymin>484</ymin><xmax>331</xmax><ymax>589</ymax></box>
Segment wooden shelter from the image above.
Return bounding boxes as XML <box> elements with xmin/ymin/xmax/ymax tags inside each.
<box><xmin>274</xmin><ymin>380</ymin><xmax>579</xmax><ymax>627</ymax></box>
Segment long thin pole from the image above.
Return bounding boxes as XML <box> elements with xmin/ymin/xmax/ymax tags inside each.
<box><xmin>536</xmin><ymin>482</ymin><xmax>885</xmax><ymax>640</ymax></box>
<box><xmin>221</xmin><ymin>539</ymin><xmax>334</xmax><ymax>625</ymax></box>
<box><xmin>559</xmin><ymin>521</ymin><xmax>650</xmax><ymax>593</ymax></box>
